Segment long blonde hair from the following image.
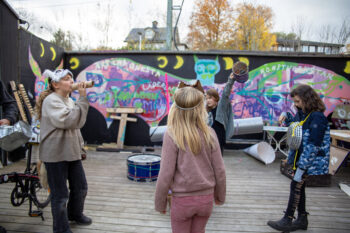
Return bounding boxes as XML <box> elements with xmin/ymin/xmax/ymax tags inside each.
<box><xmin>35</xmin><ymin>78</ymin><xmax>54</xmax><ymax>120</ymax></box>
<box><xmin>168</xmin><ymin>86</ymin><xmax>216</xmax><ymax>155</ymax></box>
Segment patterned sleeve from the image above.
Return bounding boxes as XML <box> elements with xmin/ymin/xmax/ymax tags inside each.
<box><xmin>297</xmin><ymin>113</ymin><xmax>327</xmax><ymax>171</ymax></box>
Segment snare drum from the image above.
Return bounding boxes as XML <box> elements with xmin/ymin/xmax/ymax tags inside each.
<box><xmin>287</xmin><ymin>122</ymin><xmax>303</xmax><ymax>150</ymax></box>
<box><xmin>127</xmin><ymin>154</ymin><xmax>161</xmax><ymax>182</ymax></box>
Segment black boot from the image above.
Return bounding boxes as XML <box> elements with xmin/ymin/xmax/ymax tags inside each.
<box><xmin>267</xmin><ymin>215</ymin><xmax>293</xmax><ymax>232</ymax></box>
<box><xmin>291</xmin><ymin>212</ymin><xmax>308</xmax><ymax>230</ymax></box>
<box><xmin>69</xmin><ymin>214</ymin><xmax>92</xmax><ymax>225</ymax></box>
<box><xmin>0</xmin><ymin>226</ymin><xmax>7</xmax><ymax>233</ymax></box>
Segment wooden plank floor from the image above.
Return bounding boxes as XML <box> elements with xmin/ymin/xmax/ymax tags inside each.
<box><xmin>1</xmin><ymin>149</ymin><xmax>350</xmax><ymax>233</ymax></box>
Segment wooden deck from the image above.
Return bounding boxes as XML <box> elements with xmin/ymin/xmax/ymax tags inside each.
<box><xmin>1</xmin><ymin>149</ymin><xmax>350</xmax><ymax>233</ymax></box>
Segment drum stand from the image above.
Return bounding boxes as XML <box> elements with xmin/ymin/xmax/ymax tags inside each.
<box><xmin>0</xmin><ymin>149</ymin><xmax>7</xmax><ymax>167</ymax></box>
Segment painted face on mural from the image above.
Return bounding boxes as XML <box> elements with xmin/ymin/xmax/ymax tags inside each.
<box><xmin>206</xmin><ymin>95</ymin><xmax>218</xmax><ymax>109</ymax></box>
<box><xmin>292</xmin><ymin>95</ymin><xmax>304</xmax><ymax>112</ymax></box>
<box><xmin>194</xmin><ymin>58</ymin><xmax>220</xmax><ymax>86</ymax></box>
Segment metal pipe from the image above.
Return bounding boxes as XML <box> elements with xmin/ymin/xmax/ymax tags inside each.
<box><xmin>149</xmin><ymin>117</ymin><xmax>264</xmax><ymax>142</ymax></box>
<box><xmin>166</xmin><ymin>0</ymin><xmax>173</xmax><ymax>50</ymax></box>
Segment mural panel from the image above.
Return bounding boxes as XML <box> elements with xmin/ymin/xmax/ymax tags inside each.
<box><xmin>26</xmin><ymin>45</ymin><xmax>350</xmax><ymax>145</ymax></box>
<box><xmin>68</xmin><ymin>58</ymin><xmax>350</xmax><ymax>127</ymax></box>
<box><xmin>234</xmin><ymin>61</ymin><xmax>350</xmax><ymax>124</ymax></box>
<box><xmin>71</xmin><ymin>58</ymin><xmax>188</xmax><ymax>126</ymax></box>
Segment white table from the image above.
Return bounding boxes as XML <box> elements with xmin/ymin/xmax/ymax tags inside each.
<box><xmin>263</xmin><ymin>126</ymin><xmax>289</xmax><ymax>157</ymax></box>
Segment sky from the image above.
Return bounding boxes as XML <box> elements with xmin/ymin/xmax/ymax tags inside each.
<box><xmin>6</xmin><ymin>0</ymin><xmax>350</xmax><ymax>50</ymax></box>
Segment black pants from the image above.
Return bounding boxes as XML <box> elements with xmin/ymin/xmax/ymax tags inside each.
<box><xmin>285</xmin><ymin>179</ymin><xmax>306</xmax><ymax>217</ymax></box>
<box><xmin>45</xmin><ymin>160</ymin><xmax>88</xmax><ymax>233</ymax></box>
<box><xmin>212</xmin><ymin>121</ymin><xmax>225</xmax><ymax>155</ymax></box>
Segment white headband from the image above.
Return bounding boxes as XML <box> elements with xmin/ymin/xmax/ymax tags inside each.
<box><xmin>43</xmin><ymin>69</ymin><xmax>73</xmax><ymax>82</ymax></box>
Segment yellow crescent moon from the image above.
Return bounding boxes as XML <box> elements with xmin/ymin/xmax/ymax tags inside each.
<box><xmin>222</xmin><ymin>57</ymin><xmax>233</xmax><ymax>70</ymax></box>
<box><xmin>69</xmin><ymin>57</ymin><xmax>80</xmax><ymax>70</ymax></box>
<box><xmin>238</xmin><ymin>57</ymin><xmax>249</xmax><ymax>66</ymax></box>
<box><xmin>40</xmin><ymin>42</ymin><xmax>45</xmax><ymax>57</ymax></box>
<box><xmin>50</xmin><ymin>47</ymin><xmax>56</xmax><ymax>61</ymax></box>
<box><xmin>344</xmin><ymin>61</ymin><xmax>350</xmax><ymax>74</ymax></box>
<box><xmin>173</xmin><ymin>55</ymin><xmax>184</xmax><ymax>69</ymax></box>
<box><xmin>157</xmin><ymin>56</ymin><xmax>168</xmax><ymax>68</ymax></box>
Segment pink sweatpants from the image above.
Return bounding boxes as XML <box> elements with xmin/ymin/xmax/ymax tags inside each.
<box><xmin>170</xmin><ymin>193</ymin><xmax>214</xmax><ymax>233</ymax></box>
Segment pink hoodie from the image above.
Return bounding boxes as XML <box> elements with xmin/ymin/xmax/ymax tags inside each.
<box><xmin>155</xmin><ymin>128</ymin><xmax>226</xmax><ymax>212</ymax></box>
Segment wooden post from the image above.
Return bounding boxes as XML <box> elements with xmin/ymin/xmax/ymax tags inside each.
<box><xmin>106</xmin><ymin>107</ymin><xmax>143</xmax><ymax>149</ymax></box>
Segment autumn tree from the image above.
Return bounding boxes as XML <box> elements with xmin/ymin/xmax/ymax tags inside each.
<box><xmin>186</xmin><ymin>0</ymin><xmax>235</xmax><ymax>50</ymax></box>
<box><xmin>232</xmin><ymin>3</ymin><xmax>276</xmax><ymax>51</ymax></box>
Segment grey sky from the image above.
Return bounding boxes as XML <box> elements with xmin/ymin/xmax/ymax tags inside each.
<box><xmin>6</xmin><ymin>0</ymin><xmax>350</xmax><ymax>49</ymax></box>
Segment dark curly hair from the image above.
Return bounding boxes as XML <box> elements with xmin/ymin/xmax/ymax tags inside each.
<box><xmin>290</xmin><ymin>84</ymin><xmax>326</xmax><ymax>113</ymax></box>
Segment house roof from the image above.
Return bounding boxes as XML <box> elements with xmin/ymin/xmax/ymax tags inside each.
<box><xmin>124</xmin><ymin>26</ymin><xmax>179</xmax><ymax>43</ymax></box>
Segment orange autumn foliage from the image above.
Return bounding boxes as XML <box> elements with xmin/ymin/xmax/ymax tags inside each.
<box><xmin>186</xmin><ymin>0</ymin><xmax>235</xmax><ymax>50</ymax></box>
<box><xmin>187</xmin><ymin>1</ymin><xmax>276</xmax><ymax>51</ymax></box>
<box><xmin>232</xmin><ymin>3</ymin><xmax>276</xmax><ymax>51</ymax></box>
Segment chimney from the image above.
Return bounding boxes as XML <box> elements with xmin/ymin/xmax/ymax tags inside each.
<box><xmin>152</xmin><ymin>21</ymin><xmax>158</xmax><ymax>29</ymax></box>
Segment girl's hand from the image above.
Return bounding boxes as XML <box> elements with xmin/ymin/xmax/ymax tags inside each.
<box><xmin>215</xmin><ymin>199</ymin><xmax>223</xmax><ymax>205</ymax></box>
<box><xmin>78</xmin><ymin>82</ymin><xmax>87</xmax><ymax>97</ymax></box>
<box><xmin>278</xmin><ymin>115</ymin><xmax>286</xmax><ymax>125</ymax></box>
<box><xmin>0</xmin><ymin>119</ymin><xmax>10</xmax><ymax>125</ymax></box>
<box><xmin>278</xmin><ymin>112</ymin><xmax>288</xmax><ymax>125</ymax></box>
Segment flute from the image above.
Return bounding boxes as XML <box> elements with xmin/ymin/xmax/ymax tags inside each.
<box><xmin>72</xmin><ymin>81</ymin><xmax>95</xmax><ymax>90</ymax></box>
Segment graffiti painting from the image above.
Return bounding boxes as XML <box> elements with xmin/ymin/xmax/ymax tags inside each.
<box><xmin>231</xmin><ymin>61</ymin><xmax>350</xmax><ymax>124</ymax></box>
<box><xmin>71</xmin><ymin>58</ymin><xmax>188</xmax><ymax>126</ymax></box>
